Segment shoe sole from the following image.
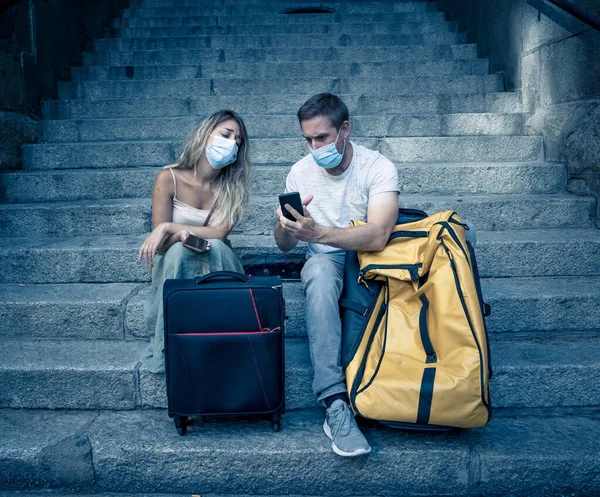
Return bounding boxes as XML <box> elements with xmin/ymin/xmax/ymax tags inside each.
<box><xmin>323</xmin><ymin>420</ymin><xmax>372</xmax><ymax>457</ymax></box>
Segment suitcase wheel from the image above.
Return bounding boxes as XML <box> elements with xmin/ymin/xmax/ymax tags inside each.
<box><xmin>271</xmin><ymin>412</ymin><xmax>282</xmax><ymax>432</ymax></box>
<box><xmin>174</xmin><ymin>415</ymin><xmax>188</xmax><ymax>436</ymax></box>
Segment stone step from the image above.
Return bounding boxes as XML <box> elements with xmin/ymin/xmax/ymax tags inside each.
<box><xmin>42</xmin><ymin>92</ymin><xmax>523</xmax><ymax>120</ymax></box>
<box><xmin>3</xmin><ymin>277</ymin><xmax>600</xmax><ymax>341</ymax></box>
<box><xmin>71</xmin><ymin>59</ymin><xmax>490</xmax><ymax>82</ymax></box>
<box><xmin>40</xmin><ymin>113</ymin><xmax>524</xmax><ymax>143</ymax></box>
<box><xmin>57</xmin><ymin>75</ymin><xmax>503</xmax><ymax>100</ymax></box>
<box><xmin>116</xmin><ymin>15</ymin><xmax>450</xmax><ymax>30</ymax></box>
<box><xmin>111</xmin><ymin>15</ymin><xmax>446</xmax><ymax>35</ymax></box>
<box><xmin>90</xmin><ymin>41</ymin><xmax>476</xmax><ymax>59</ymax></box>
<box><xmin>0</xmin><ymin>408</ymin><xmax>598</xmax><ymax>496</ymax></box>
<box><xmin>0</xmin><ymin>163</ymin><xmax>565</xmax><ymax>203</ymax></box>
<box><xmin>0</xmin><ymin>194</ymin><xmax>594</xmax><ymax>237</ymax></box>
<box><xmin>121</xmin><ymin>2</ymin><xmax>433</xmax><ymax>17</ymax></box>
<box><xmin>0</xmin><ymin>337</ymin><xmax>598</xmax><ymax>411</ymax></box>
<box><xmin>0</xmin><ymin>230</ymin><xmax>599</xmax><ymax>284</ymax></box>
<box><xmin>108</xmin><ymin>21</ymin><xmax>458</xmax><ymax>38</ymax></box>
<box><xmin>22</xmin><ymin>135</ymin><xmax>540</xmax><ymax>170</ymax></box>
<box><xmin>104</xmin><ymin>30</ymin><xmax>465</xmax><ymax>47</ymax></box>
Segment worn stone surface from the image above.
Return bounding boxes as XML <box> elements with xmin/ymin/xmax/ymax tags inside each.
<box><xmin>491</xmin><ymin>338</ymin><xmax>600</xmax><ymax>408</ymax></box>
<box><xmin>87</xmin><ymin>409</ymin><xmax>470</xmax><ymax>495</ymax></box>
<box><xmin>0</xmin><ymin>162</ymin><xmax>566</xmax><ymax>204</ymax></box>
<box><xmin>472</xmin><ymin>416</ymin><xmax>600</xmax><ymax>496</ymax></box>
<box><xmin>57</xmin><ymin>73</ymin><xmax>498</xmax><ymax>100</ymax></box>
<box><xmin>0</xmin><ymin>283</ymin><xmax>139</xmax><ymax>340</ymax></box>
<box><xmin>42</xmin><ymin>112</ymin><xmax>530</xmax><ymax>143</ymax></box>
<box><xmin>24</xmin><ymin>134</ymin><xmax>544</xmax><ymax>170</ymax></box>
<box><xmin>42</xmin><ymin>92</ymin><xmax>522</xmax><ymax>120</ymax></box>
<box><xmin>88</xmin><ymin>43</ymin><xmax>476</xmax><ymax>64</ymax></box>
<box><xmin>1</xmin><ymin>230</ymin><xmax>599</xmax><ymax>285</ymax></box>
<box><xmin>1</xmin><ymin>336</ymin><xmax>599</xmax><ymax>411</ymax></box>
<box><xmin>124</xmin><ymin>276</ymin><xmax>600</xmax><ymax>340</ymax></box>
<box><xmin>563</xmin><ymin>104</ymin><xmax>600</xmax><ymax>177</ymax></box>
<box><xmin>1</xmin><ymin>192</ymin><xmax>593</xmax><ymax>237</ymax></box>
<box><xmin>0</xmin><ymin>410</ymin><xmax>97</xmax><ymax>490</ymax></box>
<box><xmin>0</xmin><ymin>340</ymin><xmax>139</xmax><ymax>409</ymax></box>
<box><xmin>120</xmin><ymin>17</ymin><xmax>451</xmax><ymax>31</ymax></box>
<box><xmin>1</xmin><ymin>409</ymin><xmax>600</xmax><ymax>495</ymax></box>
<box><xmin>0</xmin><ymin>112</ymin><xmax>38</xmax><ymax>171</ymax></box>
<box><xmin>71</xmin><ymin>58</ymin><xmax>488</xmax><ymax>81</ymax></box>
<box><xmin>526</xmin><ymin>101</ymin><xmax>600</xmax><ymax>220</ymax></box>
<box><xmin>540</xmin><ymin>29</ymin><xmax>600</xmax><ymax>107</ymax></box>
<box><xmin>521</xmin><ymin>0</ymin><xmax>588</xmax><ymax>54</ymax></box>
<box><xmin>3</xmin><ymin>274</ymin><xmax>600</xmax><ymax>345</ymax></box>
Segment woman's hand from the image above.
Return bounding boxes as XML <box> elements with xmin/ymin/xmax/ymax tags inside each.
<box><xmin>178</xmin><ymin>230</ymin><xmax>212</xmax><ymax>252</ymax></box>
<box><xmin>138</xmin><ymin>224</ymin><xmax>169</xmax><ymax>263</ymax></box>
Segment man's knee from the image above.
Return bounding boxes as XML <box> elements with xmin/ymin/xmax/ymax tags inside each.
<box><xmin>301</xmin><ymin>254</ymin><xmax>343</xmax><ymax>289</ymax></box>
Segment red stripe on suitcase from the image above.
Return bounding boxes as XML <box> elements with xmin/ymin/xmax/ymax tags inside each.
<box><xmin>175</xmin><ymin>328</ymin><xmax>280</xmax><ymax>336</ymax></box>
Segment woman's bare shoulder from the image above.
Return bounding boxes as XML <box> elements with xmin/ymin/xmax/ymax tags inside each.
<box><xmin>154</xmin><ymin>167</ymin><xmax>176</xmax><ymax>193</ymax></box>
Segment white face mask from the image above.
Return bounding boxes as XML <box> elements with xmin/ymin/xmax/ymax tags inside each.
<box><xmin>309</xmin><ymin>127</ymin><xmax>346</xmax><ymax>169</ymax></box>
<box><xmin>206</xmin><ymin>135</ymin><xmax>239</xmax><ymax>169</ymax></box>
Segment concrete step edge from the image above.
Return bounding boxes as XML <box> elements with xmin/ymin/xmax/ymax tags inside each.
<box><xmin>1</xmin><ymin>408</ymin><xmax>597</xmax><ymax>495</ymax></box>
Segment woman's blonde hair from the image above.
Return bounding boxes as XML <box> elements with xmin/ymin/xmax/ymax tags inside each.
<box><xmin>173</xmin><ymin>110</ymin><xmax>252</xmax><ymax>229</ymax></box>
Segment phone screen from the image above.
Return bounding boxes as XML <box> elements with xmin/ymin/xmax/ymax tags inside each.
<box><xmin>279</xmin><ymin>192</ymin><xmax>303</xmax><ymax>221</ymax></box>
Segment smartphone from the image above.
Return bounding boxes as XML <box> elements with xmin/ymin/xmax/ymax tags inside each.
<box><xmin>183</xmin><ymin>233</ymin><xmax>209</xmax><ymax>253</ymax></box>
<box><xmin>279</xmin><ymin>192</ymin><xmax>303</xmax><ymax>221</ymax></box>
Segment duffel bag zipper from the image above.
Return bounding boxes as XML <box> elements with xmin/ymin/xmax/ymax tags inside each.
<box><xmin>359</xmin><ymin>263</ymin><xmax>422</xmax><ymax>282</ymax></box>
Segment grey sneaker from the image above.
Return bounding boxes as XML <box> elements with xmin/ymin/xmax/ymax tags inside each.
<box><xmin>323</xmin><ymin>399</ymin><xmax>372</xmax><ymax>457</ymax></box>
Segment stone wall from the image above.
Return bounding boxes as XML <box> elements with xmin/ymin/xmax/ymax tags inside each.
<box><xmin>436</xmin><ymin>0</ymin><xmax>600</xmax><ymax>224</ymax></box>
<box><xmin>0</xmin><ymin>0</ymin><xmax>127</xmax><ymax>170</ymax></box>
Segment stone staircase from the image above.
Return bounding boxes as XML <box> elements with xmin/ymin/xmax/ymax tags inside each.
<box><xmin>1</xmin><ymin>0</ymin><xmax>599</xmax><ymax>494</ymax></box>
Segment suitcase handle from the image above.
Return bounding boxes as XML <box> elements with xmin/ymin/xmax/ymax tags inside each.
<box><xmin>194</xmin><ymin>271</ymin><xmax>248</xmax><ymax>285</ymax></box>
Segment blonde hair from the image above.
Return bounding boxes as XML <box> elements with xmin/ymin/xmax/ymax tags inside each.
<box><xmin>173</xmin><ymin>110</ymin><xmax>252</xmax><ymax>229</ymax></box>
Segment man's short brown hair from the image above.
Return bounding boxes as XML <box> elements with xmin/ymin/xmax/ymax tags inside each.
<box><xmin>297</xmin><ymin>93</ymin><xmax>350</xmax><ymax>131</ymax></box>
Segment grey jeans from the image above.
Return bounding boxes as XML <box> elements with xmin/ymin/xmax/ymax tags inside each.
<box><xmin>300</xmin><ymin>222</ymin><xmax>477</xmax><ymax>405</ymax></box>
<box><xmin>301</xmin><ymin>251</ymin><xmax>349</xmax><ymax>404</ymax></box>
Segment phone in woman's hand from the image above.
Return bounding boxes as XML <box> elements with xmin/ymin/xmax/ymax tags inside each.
<box><xmin>183</xmin><ymin>233</ymin><xmax>209</xmax><ymax>253</ymax></box>
<box><xmin>279</xmin><ymin>192</ymin><xmax>303</xmax><ymax>221</ymax></box>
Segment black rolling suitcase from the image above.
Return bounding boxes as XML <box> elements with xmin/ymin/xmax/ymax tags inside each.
<box><xmin>163</xmin><ymin>271</ymin><xmax>285</xmax><ymax>435</ymax></box>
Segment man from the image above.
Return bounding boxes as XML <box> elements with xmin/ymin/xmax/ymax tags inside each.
<box><xmin>274</xmin><ymin>93</ymin><xmax>400</xmax><ymax>457</ymax></box>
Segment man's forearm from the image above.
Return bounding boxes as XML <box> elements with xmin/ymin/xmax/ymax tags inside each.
<box><xmin>315</xmin><ymin>223</ymin><xmax>389</xmax><ymax>252</ymax></box>
<box><xmin>274</xmin><ymin>222</ymin><xmax>299</xmax><ymax>252</ymax></box>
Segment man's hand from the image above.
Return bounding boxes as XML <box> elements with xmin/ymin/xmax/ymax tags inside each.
<box><xmin>276</xmin><ymin>194</ymin><xmax>314</xmax><ymax>222</ymax></box>
<box><xmin>277</xmin><ymin>195</ymin><xmax>323</xmax><ymax>243</ymax></box>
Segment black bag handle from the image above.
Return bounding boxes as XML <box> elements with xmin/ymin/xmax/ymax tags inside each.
<box><xmin>194</xmin><ymin>271</ymin><xmax>247</xmax><ymax>285</ymax></box>
<box><xmin>397</xmin><ymin>208</ymin><xmax>428</xmax><ymax>224</ymax></box>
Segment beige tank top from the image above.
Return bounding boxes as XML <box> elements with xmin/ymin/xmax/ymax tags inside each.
<box><xmin>168</xmin><ymin>167</ymin><xmax>212</xmax><ymax>227</ymax></box>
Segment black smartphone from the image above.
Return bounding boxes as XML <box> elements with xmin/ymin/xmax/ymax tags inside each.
<box><xmin>183</xmin><ymin>233</ymin><xmax>209</xmax><ymax>253</ymax></box>
<box><xmin>279</xmin><ymin>192</ymin><xmax>303</xmax><ymax>221</ymax></box>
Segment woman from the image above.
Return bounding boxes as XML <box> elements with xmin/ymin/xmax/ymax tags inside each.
<box><xmin>138</xmin><ymin>110</ymin><xmax>252</xmax><ymax>373</ymax></box>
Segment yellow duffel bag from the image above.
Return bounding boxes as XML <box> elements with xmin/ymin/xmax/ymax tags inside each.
<box><xmin>341</xmin><ymin>209</ymin><xmax>492</xmax><ymax>429</ymax></box>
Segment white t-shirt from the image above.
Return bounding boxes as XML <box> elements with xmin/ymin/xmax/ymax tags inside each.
<box><xmin>285</xmin><ymin>141</ymin><xmax>399</xmax><ymax>258</ymax></box>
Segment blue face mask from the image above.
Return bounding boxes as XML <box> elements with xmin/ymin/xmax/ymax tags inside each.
<box><xmin>206</xmin><ymin>135</ymin><xmax>238</xmax><ymax>169</ymax></box>
<box><xmin>309</xmin><ymin>127</ymin><xmax>346</xmax><ymax>169</ymax></box>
